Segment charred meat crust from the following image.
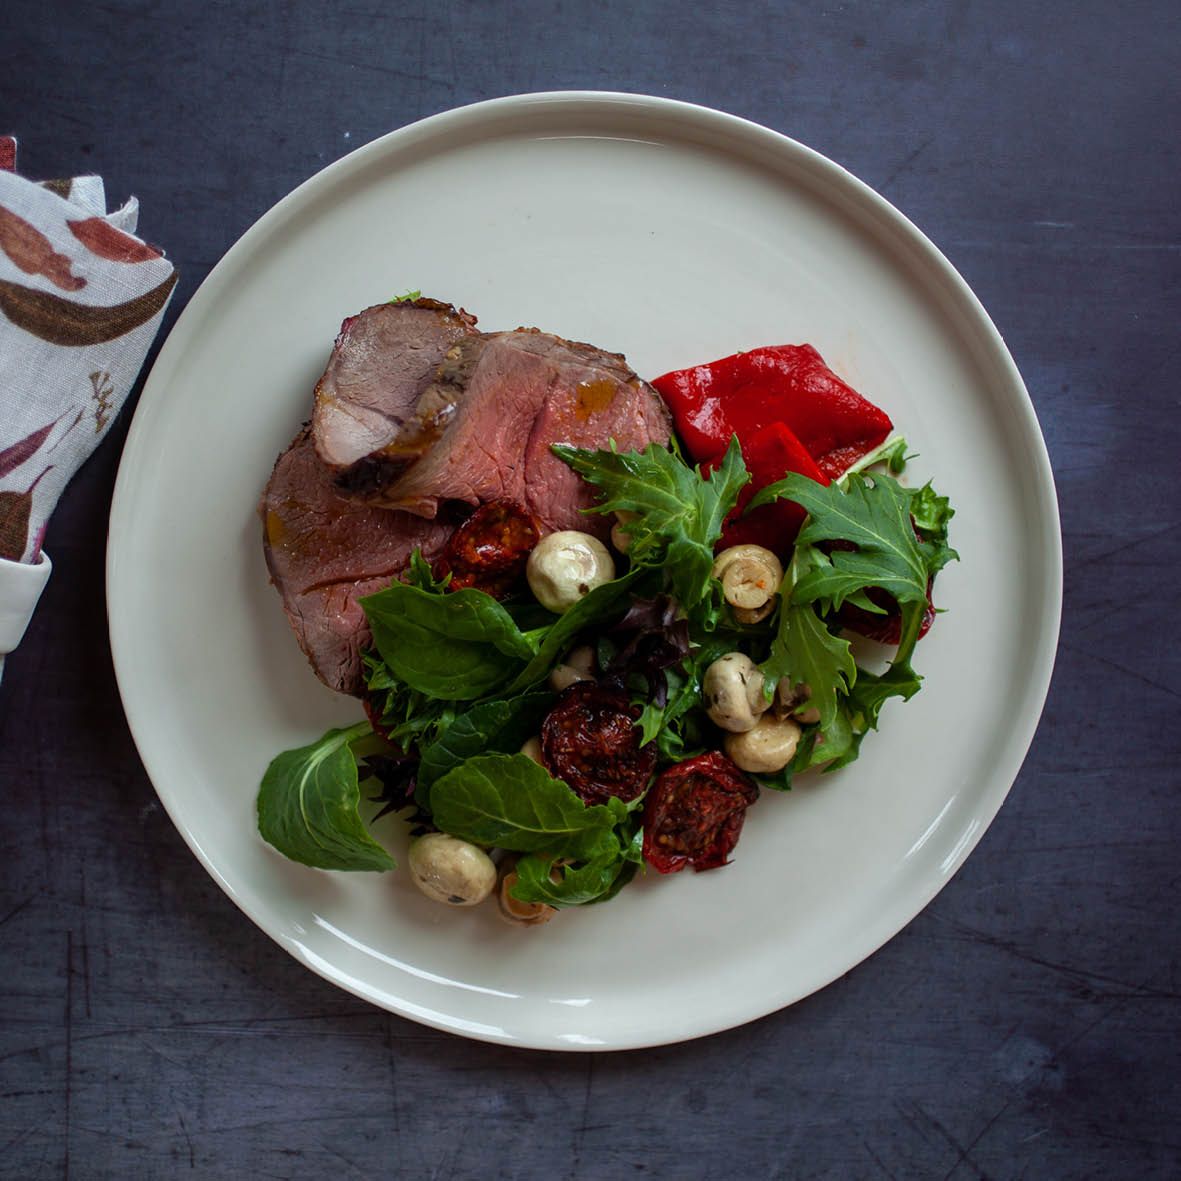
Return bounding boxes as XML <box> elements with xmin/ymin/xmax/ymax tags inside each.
<box><xmin>333</xmin><ymin>452</ymin><xmax>415</xmax><ymax>496</ymax></box>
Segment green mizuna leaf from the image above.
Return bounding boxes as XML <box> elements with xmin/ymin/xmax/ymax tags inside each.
<box><xmin>838</xmin><ymin>434</ymin><xmax>910</xmax><ymax>480</ymax></box>
<box><xmin>751</xmin><ymin>470</ymin><xmax>953</xmax><ymax>673</ymax></box>
<box><xmin>751</xmin><ymin>467</ymin><xmax>960</xmax><ymax>766</ymax></box>
<box><xmin>910</xmin><ymin>482</ymin><xmax>959</xmax><ymax>576</ymax></box>
<box><xmin>552</xmin><ymin>437</ymin><xmax>749</xmax><ymax>627</ymax></box>
<box><xmin>755</xmin><ymin>472</ymin><xmax>930</xmax><ymax>608</ymax></box>
<box><xmin>511</xmin><ymin>844</ymin><xmax>638</xmax><ymax>907</ymax></box>
<box><xmin>759</xmin><ymin>600</ymin><xmax>856</xmax><ymax>731</ymax></box>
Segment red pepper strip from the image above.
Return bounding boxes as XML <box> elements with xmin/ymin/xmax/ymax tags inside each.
<box><xmin>653</xmin><ymin>344</ymin><xmax>893</xmax><ymax>479</ymax></box>
<box><xmin>705</xmin><ymin>421</ymin><xmax>829</xmax><ymax>556</ymax></box>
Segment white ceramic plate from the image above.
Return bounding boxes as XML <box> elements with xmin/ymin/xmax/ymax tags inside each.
<box><xmin>108</xmin><ymin>93</ymin><xmax>1061</xmax><ymax>1050</ymax></box>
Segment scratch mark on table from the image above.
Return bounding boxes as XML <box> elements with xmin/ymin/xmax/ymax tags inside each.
<box><xmin>896</xmin><ymin>1101</ymin><xmax>986</xmax><ymax>1178</ymax></box>
<box><xmin>1070</xmin><ymin>521</ymin><xmax>1178</xmax><ymax>571</ymax></box>
<box><xmin>1056</xmin><ymin>641</ymin><xmax>1181</xmax><ymax>703</ymax></box>
<box><xmin>0</xmin><ymin>895</ymin><xmax>34</xmax><ymax>930</ymax></box>
<box><xmin>384</xmin><ymin>1014</ymin><xmax>402</xmax><ymax>1146</ymax></box>
<box><xmin>174</xmin><ymin>1099</ymin><xmax>196</xmax><ymax>1170</ymax></box>
<box><xmin>878</xmin><ymin>136</ymin><xmax>935</xmax><ymax>193</ymax></box>
<box><xmin>941</xmin><ymin>1099</ymin><xmax>1012</xmax><ymax>1181</ymax></box>
<box><xmin>0</xmin><ymin>1118</ymin><xmax>41</xmax><ymax>1162</ymax></box>
<box><xmin>941</xmin><ymin>917</ymin><xmax>1181</xmax><ymax>1001</ymax></box>
<box><xmin>862</xmin><ymin>1137</ymin><xmax>900</xmax><ymax>1178</ymax></box>
<box><xmin>64</xmin><ymin>931</ymin><xmax>73</xmax><ymax>1181</ymax></box>
<box><xmin>78</xmin><ymin>863</ymin><xmax>92</xmax><ymax>1019</ymax></box>
<box><xmin>323</xmin><ymin>1143</ymin><xmax>369</xmax><ymax>1178</ymax></box>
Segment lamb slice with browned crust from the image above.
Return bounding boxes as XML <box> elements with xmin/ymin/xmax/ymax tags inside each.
<box><xmin>372</xmin><ymin>329</ymin><xmax>673</xmax><ymax>537</ymax></box>
<box><xmin>311</xmin><ymin>297</ymin><xmax>478</xmax><ymax>492</ymax></box>
<box><xmin>261</xmin><ymin>426</ymin><xmax>452</xmax><ymax>695</ymax></box>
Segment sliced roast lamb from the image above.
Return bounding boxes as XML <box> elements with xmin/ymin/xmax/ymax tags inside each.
<box><xmin>261</xmin><ymin>426</ymin><xmax>453</xmax><ymax>695</ymax></box>
<box><xmin>266</xmin><ymin>304</ymin><xmax>674</xmax><ymax>698</ymax></box>
<box><xmin>369</xmin><ymin>329</ymin><xmax>673</xmax><ymax>536</ymax></box>
<box><xmin>311</xmin><ymin>297</ymin><xmax>478</xmax><ymax>490</ymax></box>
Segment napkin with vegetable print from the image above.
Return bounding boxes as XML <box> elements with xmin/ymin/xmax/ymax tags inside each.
<box><xmin>0</xmin><ymin>136</ymin><xmax>176</xmax><ymax>681</ymax></box>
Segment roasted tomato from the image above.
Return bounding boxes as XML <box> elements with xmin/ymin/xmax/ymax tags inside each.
<box><xmin>837</xmin><ymin>581</ymin><xmax>936</xmax><ymax>645</ymax></box>
<box><xmin>433</xmin><ymin>501</ymin><xmax>539</xmax><ymax>597</ymax></box>
<box><xmin>642</xmin><ymin>751</ymin><xmax>759</xmax><ymax>874</ymax></box>
<box><xmin>540</xmin><ymin>683</ymin><xmax>657</xmax><ymax>805</ymax></box>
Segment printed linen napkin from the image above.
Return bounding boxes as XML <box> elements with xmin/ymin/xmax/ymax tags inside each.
<box><xmin>0</xmin><ymin>136</ymin><xmax>176</xmax><ymax>679</ymax></box>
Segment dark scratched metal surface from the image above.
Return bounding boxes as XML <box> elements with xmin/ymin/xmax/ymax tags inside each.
<box><xmin>2</xmin><ymin>2</ymin><xmax>1178</xmax><ymax>1177</ymax></box>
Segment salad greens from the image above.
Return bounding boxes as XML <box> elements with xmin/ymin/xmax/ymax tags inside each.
<box><xmin>362</xmin><ymin>581</ymin><xmax>538</xmax><ymax>700</ymax></box>
<box><xmin>256</xmin><ymin>431</ymin><xmax>956</xmax><ymax>902</ymax></box>
<box><xmin>753</xmin><ymin>468</ymin><xmax>957</xmax><ymax>770</ymax></box>
<box><xmin>415</xmin><ymin>691</ymin><xmax>555</xmax><ymax>805</ymax></box>
<box><xmin>429</xmin><ymin>754</ymin><xmax>643</xmax><ymax>906</ymax></box>
<box><xmin>552</xmin><ymin>436</ymin><xmax>748</xmax><ymax>630</ymax></box>
<box><xmin>256</xmin><ymin>722</ymin><xmax>395</xmax><ymax>871</ymax></box>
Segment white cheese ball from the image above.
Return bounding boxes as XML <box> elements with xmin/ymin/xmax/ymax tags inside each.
<box><xmin>526</xmin><ymin>531</ymin><xmax>615</xmax><ymax>613</ymax></box>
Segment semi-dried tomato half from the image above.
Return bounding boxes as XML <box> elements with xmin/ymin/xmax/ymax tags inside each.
<box><xmin>642</xmin><ymin>751</ymin><xmax>759</xmax><ymax>874</ymax></box>
<box><xmin>540</xmin><ymin>683</ymin><xmax>657</xmax><ymax>805</ymax></box>
<box><xmin>836</xmin><ymin>582</ymin><xmax>936</xmax><ymax>645</ymax></box>
<box><xmin>433</xmin><ymin>500</ymin><xmax>539</xmax><ymax>597</ymax></box>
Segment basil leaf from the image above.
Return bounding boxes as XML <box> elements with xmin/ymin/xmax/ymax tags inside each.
<box><xmin>360</xmin><ymin>582</ymin><xmax>534</xmax><ymax>700</ymax></box>
<box><xmin>256</xmin><ymin>722</ymin><xmax>395</xmax><ymax>872</ymax></box>
<box><xmin>429</xmin><ymin>753</ymin><xmax>618</xmax><ymax>860</ymax></box>
<box><xmin>415</xmin><ymin>691</ymin><xmax>555</xmax><ymax>804</ymax></box>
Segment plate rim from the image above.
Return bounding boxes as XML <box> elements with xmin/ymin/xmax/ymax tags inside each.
<box><xmin>107</xmin><ymin>90</ymin><xmax>1064</xmax><ymax>1050</ymax></box>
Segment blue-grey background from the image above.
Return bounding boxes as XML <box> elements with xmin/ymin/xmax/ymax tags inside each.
<box><xmin>2</xmin><ymin>2</ymin><xmax>1178</xmax><ymax>1177</ymax></box>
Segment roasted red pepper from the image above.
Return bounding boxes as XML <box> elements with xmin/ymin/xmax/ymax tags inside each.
<box><xmin>707</xmin><ymin>421</ymin><xmax>828</xmax><ymax>554</ymax></box>
<box><xmin>653</xmin><ymin>344</ymin><xmax>893</xmax><ymax>479</ymax></box>
<box><xmin>654</xmin><ymin>344</ymin><xmax>893</xmax><ymax>554</ymax></box>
